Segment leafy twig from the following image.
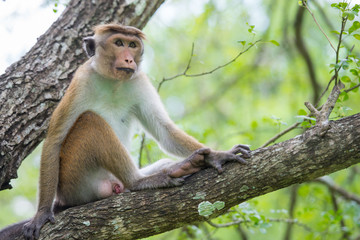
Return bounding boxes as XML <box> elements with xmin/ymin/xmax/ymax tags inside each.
<box><xmin>262</xmin><ymin>3</ymin><xmax>352</xmax><ymax>146</ymax></box>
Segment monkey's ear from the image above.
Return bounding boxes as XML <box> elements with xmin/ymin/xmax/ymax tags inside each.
<box><xmin>83</xmin><ymin>37</ymin><xmax>95</xmax><ymax>58</ymax></box>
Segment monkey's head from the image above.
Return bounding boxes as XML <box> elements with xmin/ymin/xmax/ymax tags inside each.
<box><xmin>83</xmin><ymin>24</ymin><xmax>146</xmax><ymax>80</ymax></box>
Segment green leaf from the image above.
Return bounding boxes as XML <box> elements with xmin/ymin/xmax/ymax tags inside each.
<box><xmin>331</xmin><ymin>30</ymin><xmax>341</xmax><ymax>35</ymax></box>
<box><xmin>344</xmin><ymin>11</ymin><xmax>355</xmax><ymax>21</ymax></box>
<box><xmin>298</xmin><ymin>109</ymin><xmax>308</xmax><ymax>116</ymax></box>
<box><xmin>341</xmin><ymin>76</ymin><xmax>351</xmax><ymax>82</ymax></box>
<box><xmin>331</xmin><ymin>3</ymin><xmax>340</xmax><ymax>9</ymax></box>
<box><xmin>198</xmin><ymin>201</ymin><xmax>215</xmax><ymax>217</ymax></box>
<box><xmin>349</xmin><ymin>82</ymin><xmax>359</xmax><ymax>92</ymax></box>
<box><xmin>339</xmin><ymin>91</ymin><xmax>349</xmax><ymax>101</ymax></box>
<box><xmin>238</xmin><ymin>40</ymin><xmax>246</xmax><ymax>46</ymax></box>
<box><xmin>251</xmin><ymin>120</ymin><xmax>258</xmax><ymax>130</ymax></box>
<box><xmin>269</xmin><ymin>40</ymin><xmax>280</xmax><ymax>46</ymax></box>
<box><xmin>353</xmin><ymin>34</ymin><xmax>360</xmax><ymax>40</ymax></box>
<box><xmin>342</xmin><ymin>61</ymin><xmax>350</xmax><ymax>70</ymax></box>
<box><xmin>349</xmin><ymin>21</ymin><xmax>360</xmax><ymax>34</ymax></box>
<box><xmin>301</xmin><ymin>121</ymin><xmax>312</xmax><ymax>128</ymax></box>
<box><xmin>213</xmin><ymin>201</ymin><xmax>225</xmax><ymax>210</ymax></box>
<box><xmin>350</xmin><ymin>69</ymin><xmax>358</xmax><ymax>76</ymax></box>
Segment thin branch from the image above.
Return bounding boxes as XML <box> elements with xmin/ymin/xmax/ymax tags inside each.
<box><xmin>157</xmin><ymin>40</ymin><xmax>261</xmax><ymax>92</ymax></box>
<box><xmin>302</xmin><ymin>0</ymin><xmax>337</xmax><ymax>52</ymax></box>
<box><xmin>314</xmin><ymin>176</ymin><xmax>360</xmax><ymax>204</ymax></box>
<box><xmin>328</xmin><ymin>188</ymin><xmax>350</xmax><ymax>240</ymax></box>
<box><xmin>294</xmin><ymin>6</ymin><xmax>320</xmax><ymax>103</ymax></box>
<box><xmin>344</xmin><ymin>83</ymin><xmax>360</xmax><ymax>93</ymax></box>
<box><xmin>138</xmin><ymin>132</ymin><xmax>146</xmax><ymax>167</ymax></box>
<box><xmin>283</xmin><ymin>185</ymin><xmax>299</xmax><ymax>240</ymax></box>
<box><xmin>260</xmin><ymin>122</ymin><xmax>301</xmax><ymax>148</ymax></box>
<box><xmin>207</xmin><ymin>218</ymin><xmax>312</xmax><ymax>232</ymax></box>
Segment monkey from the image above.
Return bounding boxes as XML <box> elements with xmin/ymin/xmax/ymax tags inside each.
<box><xmin>0</xmin><ymin>23</ymin><xmax>251</xmax><ymax>240</ymax></box>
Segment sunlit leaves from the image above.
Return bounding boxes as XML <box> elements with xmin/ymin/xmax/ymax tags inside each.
<box><xmin>353</xmin><ymin>34</ymin><xmax>360</xmax><ymax>40</ymax></box>
<box><xmin>269</xmin><ymin>40</ymin><xmax>280</xmax><ymax>46</ymax></box>
<box><xmin>349</xmin><ymin>21</ymin><xmax>360</xmax><ymax>34</ymax></box>
<box><xmin>341</xmin><ymin>75</ymin><xmax>351</xmax><ymax>82</ymax></box>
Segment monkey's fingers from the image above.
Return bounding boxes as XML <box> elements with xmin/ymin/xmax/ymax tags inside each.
<box><xmin>233</xmin><ymin>144</ymin><xmax>251</xmax><ymax>151</ymax></box>
<box><xmin>230</xmin><ymin>144</ymin><xmax>251</xmax><ymax>158</ymax></box>
<box><xmin>235</xmin><ymin>155</ymin><xmax>248</xmax><ymax>164</ymax></box>
<box><xmin>34</xmin><ymin>215</ymin><xmax>55</xmax><ymax>239</ymax></box>
<box><xmin>222</xmin><ymin>153</ymin><xmax>248</xmax><ymax>165</ymax></box>
<box><xmin>214</xmin><ymin>163</ymin><xmax>224</xmax><ymax>174</ymax></box>
<box><xmin>188</xmin><ymin>147</ymin><xmax>211</xmax><ymax>167</ymax></box>
<box><xmin>24</xmin><ymin>211</ymin><xmax>55</xmax><ymax>240</ymax></box>
<box><xmin>195</xmin><ymin>147</ymin><xmax>211</xmax><ymax>156</ymax></box>
<box><xmin>169</xmin><ymin>176</ymin><xmax>186</xmax><ymax>186</ymax></box>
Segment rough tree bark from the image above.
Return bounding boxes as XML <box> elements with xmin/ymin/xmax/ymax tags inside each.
<box><xmin>0</xmin><ymin>0</ymin><xmax>165</xmax><ymax>190</ymax></box>
<box><xmin>6</xmin><ymin>113</ymin><xmax>360</xmax><ymax>239</ymax></box>
<box><xmin>1</xmin><ymin>0</ymin><xmax>360</xmax><ymax>239</ymax></box>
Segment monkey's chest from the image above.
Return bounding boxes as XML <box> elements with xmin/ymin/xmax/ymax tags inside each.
<box><xmin>89</xmin><ymin>103</ymin><xmax>135</xmax><ymax>150</ymax></box>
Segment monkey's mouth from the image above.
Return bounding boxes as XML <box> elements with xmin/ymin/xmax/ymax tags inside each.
<box><xmin>116</xmin><ymin>67</ymin><xmax>135</xmax><ymax>74</ymax></box>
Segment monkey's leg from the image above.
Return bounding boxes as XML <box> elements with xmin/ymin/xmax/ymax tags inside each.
<box><xmin>59</xmin><ymin>111</ymin><xmax>186</xmax><ymax>203</ymax></box>
<box><xmin>58</xmin><ymin>111</ymin><xmax>141</xmax><ymax>206</ymax></box>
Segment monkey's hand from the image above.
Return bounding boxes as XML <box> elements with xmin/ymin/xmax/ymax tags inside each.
<box><xmin>23</xmin><ymin>209</ymin><xmax>55</xmax><ymax>240</ymax></box>
<box><xmin>204</xmin><ymin>144</ymin><xmax>251</xmax><ymax>174</ymax></box>
<box><xmin>169</xmin><ymin>145</ymin><xmax>250</xmax><ymax>178</ymax></box>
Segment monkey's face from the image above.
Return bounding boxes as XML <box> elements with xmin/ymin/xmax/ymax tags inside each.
<box><xmin>92</xmin><ymin>33</ymin><xmax>144</xmax><ymax>80</ymax></box>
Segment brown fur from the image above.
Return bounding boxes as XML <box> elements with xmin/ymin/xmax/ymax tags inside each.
<box><xmin>93</xmin><ymin>23</ymin><xmax>146</xmax><ymax>40</ymax></box>
<box><xmin>19</xmin><ymin>23</ymin><xmax>250</xmax><ymax>240</ymax></box>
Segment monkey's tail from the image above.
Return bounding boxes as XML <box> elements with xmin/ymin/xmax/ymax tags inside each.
<box><xmin>0</xmin><ymin>219</ymin><xmax>29</xmax><ymax>240</ymax></box>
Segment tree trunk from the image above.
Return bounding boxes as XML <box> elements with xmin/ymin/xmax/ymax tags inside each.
<box><xmin>0</xmin><ymin>0</ymin><xmax>165</xmax><ymax>190</ymax></box>
<box><xmin>7</xmin><ymin>113</ymin><xmax>360</xmax><ymax>240</ymax></box>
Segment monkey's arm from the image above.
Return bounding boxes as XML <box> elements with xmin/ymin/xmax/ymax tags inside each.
<box><xmin>135</xmin><ymin>82</ymin><xmax>204</xmax><ymax>157</ymax></box>
<box><xmin>135</xmin><ymin>78</ymin><xmax>251</xmax><ymax>174</ymax></box>
<box><xmin>23</xmin><ymin>77</ymin><xmax>86</xmax><ymax>240</ymax></box>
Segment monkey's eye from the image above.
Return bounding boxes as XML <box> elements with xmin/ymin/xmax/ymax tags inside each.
<box><xmin>114</xmin><ymin>39</ymin><xmax>124</xmax><ymax>47</ymax></box>
<box><xmin>129</xmin><ymin>42</ymin><xmax>136</xmax><ymax>48</ymax></box>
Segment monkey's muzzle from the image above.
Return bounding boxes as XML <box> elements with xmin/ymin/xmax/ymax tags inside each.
<box><xmin>116</xmin><ymin>67</ymin><xmax>135</xmax><ymax>74</ymax></box>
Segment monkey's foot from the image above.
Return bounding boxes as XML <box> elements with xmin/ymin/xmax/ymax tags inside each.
<box><xmin>168</xmin><ymin>148</ymin><xmax>211</xmax><ymax>178</ymax></box>
<box><xmin>23</xmin><ymin>210</ymin><xmax>55</xmax><ymax>240</ymax></box>
<box><xmin>204</xmin><ymin>144</ymin><xmax>251</xmax><ymax>174</ymax></box>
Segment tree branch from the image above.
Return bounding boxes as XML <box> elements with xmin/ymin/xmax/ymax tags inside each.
<box><xmin>6</xmin><ymin>113</ymin><xmax>360</xmax><ymax>239</ymax></box>
<box><xmin>314</xmin><ymin>176</ymin><xmax>360</xmax><ymax>204</ymax></box>
<box><xmin>157</xmin><ymin>40</ymin><xmax>261</xmax><ymax>92</ymax></box>
<box><xmin>0</xmin><ymin>0</ymin><xmax>165</xmax><ymax>190</ymax></box>
<box><xmin>294</xmin><ymin>6</ymin><xmax>320</xmax><ymax>103</ymax></box>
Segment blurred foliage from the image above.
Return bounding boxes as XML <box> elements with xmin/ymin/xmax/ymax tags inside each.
<box><xmin>1</xmin><ymin>0</ymin><xmax>360</xmax><ymax>239</ymax></box>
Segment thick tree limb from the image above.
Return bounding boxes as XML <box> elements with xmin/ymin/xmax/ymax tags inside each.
<box><xmin>0</xmin><ymin>0</ymin><xmax>165</xmax><ymax>190</ymax></box>
<box><xmin>6</xmin><ymin>113</ymin><xmax>360</xmax><ymax>240</ymax></box>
